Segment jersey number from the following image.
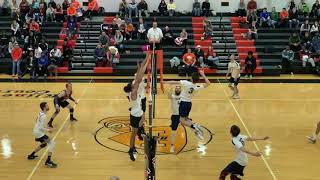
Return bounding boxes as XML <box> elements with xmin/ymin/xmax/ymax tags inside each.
<box><xmin>188</xmin><ymin>88</ymin><xmax>194</xmax><ymax>94</ymax></box>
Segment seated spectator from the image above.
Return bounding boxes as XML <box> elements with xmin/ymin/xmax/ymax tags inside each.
<box><xmin>11</xmin><ymin>43</ymin><xmax>23</xmax><ymax>77</ymax></box>
<box><xmin>289</xmin><ymin>32</ymin><xmax>301</xmax><ymax>52</ymax></box>
<box><xmin>244</xmin><ymin>51</ymin><xmax>257</xmax><ymax>79</ymax></box>
<box><xmin>247</xmin><ymin>0</ymin><xmax>257</xmax><ymax>12</ymax></box>
<box><xmin>147</xmin><ymin>21</ymin><xmax>163</xmax><ymax>50</ymax></box>
<box><xmin>8</xmin><ymin>36</ymin><xmax>17</xmax><ymax>54</ymax></box>
<box><xmin>71</xmin><ymin>0</ymin><xmax>80</xmax><ymax>10</ymax></box>
<box><xmin>237</xmin><ymin>0</ymin><xmax>246</xmax><ymax>17</ymax></box>
<box><xmin>259</xmin><ymin>8</ymin><xmax>272</xmax><ymax>27</ymax></box>
<box><xmin>38</xmin><ymin>3</ymin><xmax>45</xmax><ymax>25</ymax></box>
<box><xmin>311</xmin><ymin>20</ymin><xmax>319</xmax><ymax>37</ymax></box>
<box><xmin>48</xmin><ymin>0</ymin><xmax>57</xmax><ymax>9</ymax></box>
<box><xmin>29</xmin><ymin>19</ymin><xmax>41</xmax><ymax>34</ymax></box>
<box><xmin>19</xmin><ymin>0</ymin><xmax>30</xmax><ymax>17</ymax></box>
<box><xmin>311</xmin><ymin>0</ymin><xmax>320</xmax><ymax>18</ymax></box>
<box><xmin>247</xmin><ymin>9</ymin><xmax>258</xmax><ymax>26</ymax></box>
<box><xmin>281</xmin><ymin>46</ymin><xmax>294</xmax><ymax>75</ymax></box>
<box><xmin>113</xmin><ymin>14</ymin><xmax>122</xmax><ymax>27</ymax></box>
<box><xmin>0</xmin><ymin>0</ymin><xmax>11</xmax><ymax>16</ymax></box>
<box><xmin>182</xmin><ymin>48</ymin><xmax>197</xmax><ymax>76</ymax></box>
<box><xmin>125</xmin><ymin>22</ymin><xmax>134</xmax><ymax>40</ymax></box>
<box><xmin>24</xmin><ymin>31</ymin><xmax>38</xmax><ymax>49</ymax></box>
<box><xmin>62</xmin><ymin>0</ymin><xmax>69</xmax><ymax>13</ymax></box>
<box><xmin>162</xmin><ymin>26</ymin><xmax>174</xmax><ymax>46</ymax></box>
<box><xmin>202</xmin><ymin>18</ymin><xmax>213</xmax><ymax>40</ymax></box>
<box><xmin>298</xmin><ymin>0</ymin><xmax>310</xmax><ymax>17</ymax></box>
<box><xmin>289</xmin><ymin>7</ymin><xmax>299</xmax><ymax>29</ymax></box>
<box><xmin>67</xmin><ymin>3</ymin><xmax>77</xmax><ymax>18</ymax></box>
<box><xmin>300</xmin><ymin>19</ymin><xmax>310</xmax><ymax>36</ymax></box>
<box><xmin>158</xmin><ymin>0</ymin><xmax>167</xmax><ymax>16</ymax></box>
<box><xmin>174</xmin><ymin>28</ymin><xmax>188</xmax><ymax>47</ymax></box>
<box><xmin>205</xmin><ymin>46</ymin><xmax>220</xmax><ymax>68</ymax></box>
<box><xmin>193</xmin><ymin>45</ymin><xmax>205</xmax><ymax>67</ymax></box>
<box><xmin>21</xmin><ymin>22</ymin><xmax>29</xmax><ymax>39</ymax></box>
<box><xmin>119</xmin><ymin>0</ymin><xmax>128</xmax><ymax>18</ymax></box>
<box><xmin>167</xmin><ymin>0</ymin><xmax>176</xmax><ymax>17</ymax></box>
<box><xmin>136</xmin><ymin>18</ymin><xmax>147</xmax><ymax>40</ymax></box>
<box><xmin>37</xmin><ymin>51</ymin><xmax>49</xmax><ymax>78</ymax></box>
<box><xmin>32</xmin><ymin>0</ymin><xmax>40</xmax><ymax>12</ymax></box>
<box><xmin>87</xmin><ymin>0</ymin><xmax>99</xmax><ymax>19</ymax></box>
<box><xmin>99</xmin><ymin>31</ymin><xmax>110</xmax><ymax>48</ymax></box>
<box><xmin>202</xmin><ymin>0</ymin><xmax>211</xmax><ymax>17</ymax></box>
<box><xmin>94</xmin><ymin>44</ymin><xmax>106</xmax><ymax>66</ymax></box>
<box><xmin>114</xmin><ymin>30</ymin><xmax>124</xmax><ymax>52</ymax></box>
<box><xmin>55</xmin><ymin>4</ymin><xmax>64</xmax><ymax>22</ymax></box>
<box><xmin>242</xmin><ymin>21</ymin><xmax>258</xmax><ymax>40</ymax></box>
<box><xmin>270</xmin><ymin>7</ymin><xmax>278</xmax><ymax>29</ymax></box>
<box><xmin>300</xmin><ymin>45</ymin><xmax>316</xmax><ymax>68</ymax></box>
<box><xmin>138</xmin><ymin>0</ymin><xmax>148</xmax><ymax>17</ymax></box>
<box><xmin>25</xmin><ymin>8</ymin><xmax>33</xmax><ymax>23</ymax></box>
<box><xmin>49</xmin><ymin>46</ymin><xmax>62</xmax><ymax>65</ymax></box>
<box><xmin>107</xmin><ymin>46</ymin><xmax>120</xmax><ymax>67</ymax></box>
<box><xmin>46</xmin><ymin>4</ymin><xmax>56</xmax><ymax>22</ymax></box>
<box><xmin>192</xmin><ymin>0</ymin><xmax>201</xmax><ymax>17</ymax></box>
<box><xmin>311</xmin><ymin>34</ymin><xmax>320</xmax><ymax>53</ymax></box>
<box><xmin>301</xmin><ymin>31</ymin><xmax>312</xmax><ymax>49</ymax></box>
<box><xmin>279</xmin><ymin>8</ymin><xmax>289</xmax><ymax>27</ymax></box>
<box><xmin>39</xmin><ymin>38</ymin><xmax>48</xmax><ymax>52</ymax></box>
<box><xmin>34</xmin><ymin>44</ymin><xmax>43</xmax><ymax>60</ymax></box>
<box><xmin>67</xmin><ymin>17</ymin><xmax>77</xmax><ymax>39</ymax></box>
<box><xmin>128</xmin><ymin>0</ymin><xmax>138</xmax><ymax>18</ymax></box>
<box><xmin>170</xmin><ymin>48</ymin><xmax>187</xmax><ymax>68</ymax></box>
<box><xmin>289</xmin><ymin>0</ymin><xmax>296</xmax><ymax>10</ymax></box>
<box><xmin>110</xmin><ymin>20</ymin><xmax>119</xmax><ymax>35</ymax></box>
<box><xmin>11</xmin><ymin>20</ymin><xmax>21</xmax><ymax>38</ymax></box>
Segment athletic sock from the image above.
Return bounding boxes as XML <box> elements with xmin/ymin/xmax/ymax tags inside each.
<box><xmin>190</xmin><ymin>124</ymin><xmax>196</xmax><ymax>129</ymax></box>
<box><xmin>70</xmin><ymin>114</ymin><xmax>74</xmax><ymax>119</ymax></box>
<box><xmin>30</xmin><ymin>151</ymin><xmax>36</xmax><ymax>156</ymax></box>
<box><xmin>46</xmin><ymin>156</ymin><xmax>51</xmax><ymax>162</ymax></box>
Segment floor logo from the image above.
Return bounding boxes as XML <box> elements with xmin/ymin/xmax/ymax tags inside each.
<box><xmin>94</xmin><ymin>116</ymin><xmax>214</xmax><ymax>155</ymax></box>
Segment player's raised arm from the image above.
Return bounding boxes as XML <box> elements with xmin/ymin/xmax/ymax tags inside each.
<box><xmin>199</xmin><ymin>70</ymin><xmax>210</xmax><ymax>88</ymax></box>
<box><xmin>247</xmin><ymin>136</ymin><xmax>269</xmax><ymax>141</ymax></box>
<box><xmin>132</xmin><ymin>54</ymin><xmax>150</xmax><ymax>95</ymax></box>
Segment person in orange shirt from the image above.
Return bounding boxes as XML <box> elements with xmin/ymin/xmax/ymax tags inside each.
<box><xmin>87</xmin><ymin>0</ymin><xmax>99</xmax><ymax>19</ymax></box>
<box><xmin>11</xmin><ymin>43</ymin><xmax>23</xmax><ymax>77</ymax></box>
<box><xmin>280</xmin><ymin>8</ymin><xmax>289</xmax><ymax>27</ymax></box>
<box><xmin>29</xmin><ymin>19</ymin><xmax>41</xmax><ymax>33</ymax></box>
<box><xmin>71</xmin><ymin>0</ymin><xmax>80</xmax><ymax>10</ymax></box>
<box><xmin>125</xmin><ymin>23</ymin><xmax>134</xmax><ymax>40</ymax></box>
<box><xmin>182</xmin><ymin>48</ymin><xmax>197</xmax><ymax>76</ymax></box>
<box><xmin>67</xmin><ymin>3</ymin><xmax>77</xmax><ymax>17</ymax></box>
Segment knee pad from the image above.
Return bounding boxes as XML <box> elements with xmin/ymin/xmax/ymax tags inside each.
<box><xmin>47</xmin><ymin>140</ymin><xmax>55</xmax><ymax>152</ymax></box>
<box><xmin>219</xmin><ymin>170</ymin><xmax>228</xmax><ymax>180</ymax></box>
<box><xmin>40</xmin><ymin>143</ymin><xmax>47</xmax><ymax>148</ymax></box>
<box><xmin>230</xmin><ymin>174</ymin><xmax>241</xmax><ymax>180</ymax></box>
<box><xmin>70</xmin><ymin>108</ymin><xmax>74</xmax><ymax>113</ymax></box>
<box><xmin>55</xmin><ymin>108</ymin><xmax>60</xmax><ymax>114</ymax></box>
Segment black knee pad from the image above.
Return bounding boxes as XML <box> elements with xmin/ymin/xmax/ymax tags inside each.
<box><xmin>40</xmin><ymin>143</ymin><xmax>47</xmax><ymax>148</ymax></box>
<box><xmin>70</xmin><ymin>108</ymin><xmax>74</xmax><ymax>113</ymax></box>
<box><xmin>219</xmin><ymin>170</ymin><xmax>228</xmax><ymax>180</ymax></box>
<box><xmin>230</xmin><ymin>174</ymin><xmax>241</xmax><ymax>180</ymax></box>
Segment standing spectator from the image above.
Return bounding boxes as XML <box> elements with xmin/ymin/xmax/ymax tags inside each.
<box><xmin>270</xmin><ymin>7</ymin><xmax>279</xmax><ymax>28</ymax></box>
<box><xmin>138</xmin><ymin>0</ymin><xmax>148</xmax><ymax>17</ymax></box>
<box><xmin>46</xmin><ymin>4</ymin><xmax>56</xmax><ymax>22</ymax></box>
<box><xmin>202</xmin><ymin>0</ymin><xmax>211</xmax><ymax>17</ymax></box>
<box><xmin>281</xmin><ymin>46</ymin><xmax>294</xmax><ymax>75</ymax></box>
<box><xmin>311</xmin><ymin>0</ymin><xmax>320</xmax><ymax>18</ymax></box>
<box><xmin>49</xmin><ymin>46</ymin><xmax>62</xmax><ymax>65</ymax></box>
<box><xmin>94</xmin><ymin>44</ymin><xmax>106</xmax><ymax>66</ymax></box>
<box><xmin>25</xmin><ymin>31</ymin><xmax>38</xmax><ymax>49</ymax></box>
<box><xmin>298</xmin><ymin>0</ymin><xmax>310</xmax><ymax>17</ymax></box>
<box><xmin>300</xmin><ymin>19</ymin><xmax>310</xmax><ymax>36</ymax></box>
<box><xmin>300</xmin><ymin>45</ymin><xmax>316</xmax><ymax>68</ymax></box>
<box><xmin>11</xmin><ymin>20</ymin><xmax>21</xmax><ymax>38</ymax></box>
<box><xmin>87</xmin><ymin>0</ymin><xmax>99</xmax><ymax>19</ymax></box>
<box><xmin>99</xmin><ymin>31</ymin><xmax>110</xmax><ymax>48</ymax></box>
<box><xmin>147</xmin><ymin>21</ymin><xmax>163</xmax><ymax>50</ymax></box>
<box><xmin>20</xmin><ymin>50</ymin><xmax>36</xmax><ymax>79</ymax></box>
<box><xmin>167</xmin><ymin>0</ymin><xmax>176</xmax><ymax>17</ymax></box>
<box><xmin>8</xmin><ymin>36</ymin><xmax>17</xmax><ymax>54</ymax></box>
<box><xmin>119</xmin><ymin>0</ymin><xmax>128</xmax><ymax>18</ymax></box>
<box><xmin>19</xmin><ymin>0</ymin><xmax>30</xmax><ymax>17</ymax></box>
<box><xmin>205</xmin><ymin>46</ymin><xmax>220</xmax><ymax>68</ymax></box>
<box><xmin>136</xmin><ymin>18</ymin><xmax>147</xmax><ymax>39</ymax></box>
<box><xmin>193</xmin><ymin>45</ymin><xmax>205</xmax><ymax>67</ymax></box>
<box><xmin>247</xmin><ymin>0</ymin><xmax>257</xmax><ymax>12</ymax></box>
<box><xmin>34</xmin><ymin>44</ymin><xmax>43</xmax><ymax>61</ymax></box>
<box><xmin>311</xmin><ymin>20</ymin><xmax>319</xmax><ymax>37</ymax></box>
<box><xmin>62</xmin><ymin>0</ymin><xmax>69</xmax><ymax>13</ymax></box>
<box><xmin>311</xmin><ymin>34</ymin><xmax>320</xmax><ymax>53</ymax></box>
<box><xmin>289</xmin><ymin>7</ymin><xmax>299</xmax><ymax>29</ymax></box>
<box><xmin>128</xmin><ymin>0</ymin><xmax>138</xmax><ymax>18</ymax></box>
<box><xmin>244</xmin><ymin>51</ymin><xmax>257</xmax><ymax>79</ymax></box>
<box><xmin>67</xmin><ymin>17</ymin><xmax>77</xmax><ymax>39</ymax></box>
<box><xmin>55</xmin><ymin>4</ymin><xmax>64</xmax><ymax>22</ymax></box>
<box><xmin>193</xmin><ymin>0</ymin><xmax>201</xmax><ymax>17</ymax></box>
<box><xmin>279</xmin><ymin>8</ymin><xmax>289</xmax><ymax>27</ymax></box>
<box><xmin>37</xmin><ymin>51</ymin><xmax>49</xmax><ymax>78</ymax></box>
<box><xmin>107</xmin><ymin>46</ymin><xmax>120</xmax><ymax>67</ymax></box>
<box><xmin>11</xmin><ymin>43</ymin><xmax>23</xmax><ymax>77</ymax></box>
<box><xmin>114</xmin><ymin>30</ymin><xmax>124</xmax><ymax>52</ymax></box>
<box><xmin>237</xmin><ymin>0</ymin><xmax>246</xmax><ymax>17</ymax></box>
<box><xmin>259</xmin><ymin>8</ymin><xmax>272</xmax><ymax>27</ymax></box>
<box><xmin>174</xmin><ymin>28</ymin><xmax>188</xmax><ymax>47</ymax></box>
<box><xmin>182</xmin><ymin>48</ymin><xmax>197</xmax><ymax>76</ymax></box>
<box><xmin>71</xmin><ymin>0</ymin><xmax>80</xmax><ymax>10</ymax></box>
<box><xmin>289</xmin><ymin>32</ymin><xmax>301</xmax><ymax>52</ymax></box>
<box><xmin>158</xmin><ymin>0</ymin><xmax>167</xmax><ymax>16</ymax></box>
<box><xmin>162</xmin><ymin>26</ymin><xmax>174</xmax><ymax>46</ymax></box>
<box><xmin>202</xmin><ymin>18</ymin><xmax>213</xmax><ymax>40</ymax></box>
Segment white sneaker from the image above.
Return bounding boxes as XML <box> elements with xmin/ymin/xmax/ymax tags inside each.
<box><xmin>249</xmin><ymin>75</ymin><xmax>253</xmax><ymax>79</ymax></box>
<box><xmin>195</xmin><ymin>130</ymin><xmax>204</xmax><ymax>140</ymax></box>
<box><xmin>306</xmin><ymin>136</ymin><xmax>317</xmax><ymax>144</ymax></box>
<box><xmin>170</xmin><ymin>146</ymin><xmax>175</xmax><ymax>153</ymax></box>
<box><xmin>194</xmin><ymin>124</ymin><xmax>204</xmax><ymax>136</ymax></box>
<box><xmin>233</xmin><ymin>94</ymin><xmax>240</xmax><ymax>99</ymax></box>
<box><xmin>244</xmin><ymin>75</ymin><xmax>248</xmax><ymax>79</ymax></box>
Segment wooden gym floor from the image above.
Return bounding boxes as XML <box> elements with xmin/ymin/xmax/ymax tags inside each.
<box><xmin>0</xmin><ymin>81</ymin><xmax>320</xmax><ymax>180</ymax></box>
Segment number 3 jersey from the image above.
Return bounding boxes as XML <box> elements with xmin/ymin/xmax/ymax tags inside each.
<box><xmin>180</xmin><ymin>80</ymin><xmax>204</xmax><ymax>102</ymax></box>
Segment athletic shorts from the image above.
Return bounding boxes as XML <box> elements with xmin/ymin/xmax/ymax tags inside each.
<box><xmin>130</xmin><ymin>114</ymin><xmax>142</xmax><ymax>128</ymax></box>
<box><xmin>229</xmin><ymin>77</ymin><xmax>240</xmax><ymax>86</ymax></box>
<box><xmin>223</xmin><ymin>161</ymin><xmax>245</xmax><ymax>176</ymax></box>
<box><xmin>35</xmin><ymin>135</ymin><xmax>49</xmax><ymax>143</ymax></box>
<box><xmin>179</xmin><ymin>101</ymin><xmax>192</xmax><ymax>118</ymax></box>
<box><xmin>171</xmin><ymin>115</ymin><xmax>180</xmax><ymax>131</ymax></box>
<box><xmin>141</xmin><ymin>97</ymin><xmax>146</xmax><ymax>112</ymax></box>
<box><xmin>55</xmin><ymin>100</ymin><xmax>69</xmax><ymax>108</ymax></box>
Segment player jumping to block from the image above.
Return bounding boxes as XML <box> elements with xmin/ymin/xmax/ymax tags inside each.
<box><xmin>219</xmin><ymin>125</ymin><xmax>269</xmax><ymax>180</ymax></box>
<box><xmin>48</xmin><ymin>82</ymin><xmax>78</xmax><ymax>128</ymax></box>
<box><xmin>27</xmin><ymin>102</ymin><xmax>57</xmax><ymax>168</ymax></box>
<box><xmin>306</xmin><ymin>120</ymin><xmax>320</xmax><ymax>143</ymax></box>
<box><xmin>164</xmin><ymin>70</ymin><xmax>210</xmax><ymax>140</ymax></box>
<box><xmin>225</xmin><ymin>55</ymin><xmax>241</xmax><ymax>99</ymax></box>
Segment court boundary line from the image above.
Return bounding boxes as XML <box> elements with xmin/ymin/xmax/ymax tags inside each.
<box><xmin>26</xmin><ymin>79</ymin><xmax>93</xmax><ymax>180</ymax></box>
<box><xmin>217</xmin><ymin>79</ymin><xmax>278</xmax><ymax>180</ymax></box>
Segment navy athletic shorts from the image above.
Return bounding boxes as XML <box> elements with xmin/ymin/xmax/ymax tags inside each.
<box><xmin>179</xmin><ymin>101</ymin><xmax>192</xmax><ymax>118</ymax></box>
<box><xmin>171</xmin><ymin>115</ymin><xmax>180</xmax><ymax>130</ymax></box>
<box><xmin>223</xmin><ymin>161</ymin><xmax>245</xmax><ymax>176</ymax></box>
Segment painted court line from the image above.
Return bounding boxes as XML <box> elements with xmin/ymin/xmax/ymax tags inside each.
<box><xmin>26</xmin><ymin>79</ymin><xmax>93</xmax><ymax>180</ymax></box>
<box><xmin>217</xmin><ymin>79</ymin><xmax>278</xmax><ymax>180</ymax></box>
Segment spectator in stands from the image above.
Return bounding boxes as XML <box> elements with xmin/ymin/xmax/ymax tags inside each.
<box><xmin>29</xmin><ymin>19</ymin><xmax>41</xmax><ymax>35</ymax></box>
<box><xmin>289</xmin><ymin>0</ymin><xmax>296</xmax><ymax>10</ymax></box>
<box><xmin>0</xmin><ymin>32</ymin><xmax>7</xmax><ymax>58</ymax></box>
<box><xmin>37</xmin><ymin>51</ymin><xmax>49</xmax><ymax>78</ymax></box>
<box><xmin>55</xmin><ymin>4</ymin><xmax>64</xmax><ymax>22</ymax></box>
<box><xmin>270</xmin><ymin>7</ymin><xmax>278</xmax><ymax>28</ymax></box>
<box><xmin>281</xmin><ymin>46</ymin><xmax>294</xmax><ymax>75</ymax></box>
<box><xmin>289</xmin><ymin>7</ymin><xmax>299</xmax><ymax>29</ymax></box>
<box><xmin>11</xmin><ymin>43</ymin><xmax>23</xmax><ymax>77</ymax></box>
<box><xmin>20</xmin><ymin>49</ymin><xmax>36</xmax><ymax>79</ymax></box>
<box><xmin>243</xmin><ymin>21</ymin><xmax>258</xmax><ymax>40</ymax></box>
<box><xmin>193</xmin><ymin>0</ymin><xmax>201</xmax><ymax>17</ymax></box>
<box><xmin>202</xmin><ymin>0</ymin><xmax>211</xmax><ymax>17</ymax></box>
<box><xmin>49</xmin><ymin>46</ymin><xmax>62</xmax><ymax>65</ymax></box>
<box><xmin>244</xmin><ymin>51</ymin><xmax>257</xmax><ymax>79</ymax></box>
<box><xmin>107</xmin><ymin>46</ymin><xmax>120</xmax><ymax>67</ymax></box>
<box><xmin>247</xmin><ymin>0</ymin><xmax>257</xmax><ymax>12</ymax></box>
<box><xmin>193</xmin><ymin>45</ymin><xmax>205</xmax><ymax>67</ymax></box>
<box><xmin>71</xmin><ymin>0</ymin><xmax>80</xmax><ymax>10</ymax></box>
<box><xmin>39</xmin><ymin>1</ymin><xmax>46</xmax><ymax>24</ymax></box>
<box><xmin>259</xmin><ymin>8</ymin><xmax>272</xmax><ymax>27</ymax></box>
<box><xmin>162</xmin><ymin>26</ymin><xmax>174</xmax><ymax>46</ymax></box>
<box><xmin>280</xmin><ymin>8</ymin><xmax>289</xmax><ymax>27</ymax></box>
<box><xmin>300</xmin><ymin>19</ymin><xmax>311</xmax><ymax>36</ymax></box>
<box><xmin>138</xmin><ymin>0</ymin><xmax>149</xmax><ymax>17</ymax></box>
<box><xmin>301</xmin><ymin>31</ymin><xmax>312</xmax><ymax>49</ymax></box>
<box><xmin>311</xmin><ymin>21</ymin><xmax>319</xmax><ymax>37</ymax></box>
<box><xmin>114</xmin><ymin>30</ymin><xmax>124</xmax><ymax>52</ymax></box>
<box><xmin>170</xmin><ymin>48</ymin><xmax>187</xmax><ymax>68</ymax></box>
<box><xmin>21</xmin><ymin>22</ymin><xmax>30</xmax><ymax>40</ymax></box>
<box><xmin>174</xmin><ymin>28</ymin><xmax>188</xmax><ymax>47</ymax></box>
<box><xmin>94</xmin><ymin>44</ymin><xmax>105</xmax><ymax>66</ymax></box>
<box><xmin>99</xmin><ymin>31</ymin><xmax>110</xmax><ymax>48</ymax></box>
<box><xmin>119</xmin><ymin>0</ymin><xmax>128</xmax><ymax>18</ymax></box>
<box><xmin>237</xmin><ymin>0</ymin><xmax>246</xmax><ymax>17</ymax></box>
<box><xmin>48</xmin><ymin>48</ymin><xmax>60</xmax><ymax>77</ymax></box>
<box><xmin>11</xmin><ymin>20</ymin><xmax>21</xmax><ymax>38</ymax></box>
<box><xmin>289</xmin><ymin>32</ymin><xmax>301</xmax><ymax>52</ymax></box>
<box><xmin>311</xmin><ymin>33</ymin><xmax>320</xmax><ymax>53</ymax></box>
<box><xmin>46</xmin><ymin>4</ymin><xmax>56</xmax><ymax>22</ymax></box>
<box><xmin>167</xmin><ymin>0</ymin><xmax>176</xmax><ymax>17</ymax></box>
<box><xmin>125</xmin><ymin>22</ymin><xmax>134</xmax><ymax>40</ymax></box>
<box><xmin>205</xmin><ymin>46</ymin><xmax>220</xmax><ymax>68</ymax></box>
<box><xmin>87</xmin><ymin>0</ymin><xmax>99</xmax><ymax>20</ymax></box>
<box><xmin>48</xmin><ymin>0</ymin><xmax>57</xmax><ymax>9</ymax></box>
<box><xmin>311</xmin><ymin>0</ymin><xmax>320</xmax><ymax>18</ymax></box>
<box><xmin>19</xmin><ymin>0</ymin><xmax>30</xmax><ymax>17</ymax></box>
<box><xmin>39</xmin><ymin>38</ymin><xmax>48</xmax><ymax>52</ymax></box>
<box><xmin>158</xmin><ymin>0</ymin><xmax>167</xmax><ymax>16</ymax></box>
<box><xmin>24</xmin><ymin>31</ymin><xmax>37</xmax><ymax>49</ymax></box>
<box><xmin>62</xmin><ymin>0</ymin><xmax>69</xmax><ymax>13</ymax></box>
<box><xmin>182</xmin><ymin>48</ymin><xmax>197</xmax><ymax>76</ymax></box>
<box><xmin>247</xmin><ymin>10</ymin><xmax>258</xmax><ymax>26</ymax></box>
<box><xmin>202</xmin><ymin>18</ymin><xmax>213</xmax><ymax>40</ymax></box>
<box><xmin>147</xmin><ymin>21</ymin><xmax>163</xmax><ymax>50</ymax></box>
<box><xmin>67</xmin><ymin>3</ymin><xmax>77</xmax><ymax>19</ymax></box>
<box><xmin>67</xmin><ymin>16</ymin><xmax>77</xmax><ymax>39</ymax></box>
<box><xmin>8</xmin><ymin>36</ymin><xmax>17</xmax><ymax>54</ymax></box>
<box><xmin>113</xmin><ymin>14</ymin><xmax>122</xmax><ymax>27</ymax></box>
<box><xmin>0</xmin><ymin>0</ymin><xmax>11</xmax><ymax>16</ymax></box>
<box><xmin>300</xmin><ymin>45</ymin><xmax>316</xmax><ymax>68</ymax></box>
<box><xmin>136</xmin><ymin>18</ymin><xmax>147</xmax><ymax>39</ymax></box>
<box><xmin>34</xmin><ymin>44</ymin><xmax>43</xmax><ymax>61</ymax></box>
<box><xmin>128</xmin><ymin>0</ymin><xmax>138</xmax><ymax>18</ymax></box>
<box><xmin>298</xmin><ymin>0</ymin><xmax>310</xmax><ymax>17</ymax></box>
<box><xmin>109</xmin><ymin>20</ymin><xmax>119</xmax><ymax>35</ymax></box>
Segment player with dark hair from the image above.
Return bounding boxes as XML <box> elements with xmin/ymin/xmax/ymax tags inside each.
<box><xmin>306</xmin><ymin>120</ymin><xmax>320</xmax><ymax>143</ymax></box>
<box><xmin>219</xmin><ymin>125</ymin><xmax>269</xmax><ymax>180</ymax></box>
<box><xmin>27</xmin><ymin>102</ymin><xmax>57</xmax><ymax>168</ymax></box>
<box><xmin>226</xmin><ymin>54</ymin><xmax>241</xmax><ymax>99</ymax></box>
<box><xmin>48</xmin><ymin>82</ymin><xmax>78</xmax><ymax>128</ymax></box>
<box><xmin>123</xmin><ymin>54</ymin><xmax>149</xmax><ymax>161</ymax></box>
<box><xmin>164</xmin><ymin>70</ymin><xmax>210</xmax><ymax>140</ymax></box>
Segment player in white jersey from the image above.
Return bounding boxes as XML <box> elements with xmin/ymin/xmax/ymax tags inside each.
<box><xmin>164</xmin><ymin>70</ymin><xmax>210</xmax><ymax>140</ymax></box>
<box><xmin>123</xmin><ymin>54</ymin><xmax>149</xmax><ymax>161</ymax></box>
<box><xmin>27</xmin><ymin>102</ymin><xmax>57</xmax><ymax>168</ymax></box>
<box><xmin>219</xmin><ymin>125</ymin><xmax>269</xmax><ymax>180</ymax></box>
<box><xmin>306</xmin><ymin>120</ymin><xmax>320</xmax><ymax>143</ymax></box>
<box><xmin>167</xmin><ymin>85</ymin><xmax>181</xmax><ymax>153</ymax></box>
<box><xmin>225</xmin><ymin>55</ymin><xmax>241</xmax><ymax>99</ymax></box>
